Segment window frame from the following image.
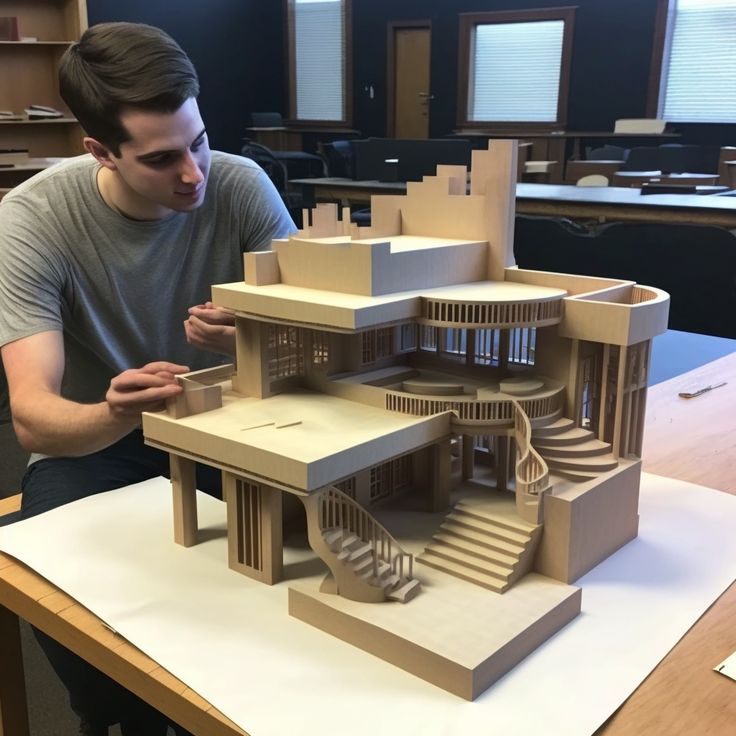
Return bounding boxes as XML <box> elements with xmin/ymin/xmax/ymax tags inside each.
<box><xmin>647</xmin><ymin>0</ymin><xmax>736</xmax><ymax>122</ymax></box>
<box><xmin>286</xmin><ymin>0</ymin><xmax>353</xmax><ymax>127</ymax></box>
<box><xmin>456</xmin><ymin>7</ymin><xmax>576</xmax><ymax>132</ymax></box>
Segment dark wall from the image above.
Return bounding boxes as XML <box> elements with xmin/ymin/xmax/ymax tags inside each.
<box><xmin>86</xmin><ymin>1</ymin><xmax>735</xmax><ymax>150</ymax></box>
<box><xmin>354</xmin><ymin>0</ymin><xmax>661</xmax><ymax>137</ymax></box>
<box><xmin>87</xmin><ymin>0</ymin><xmax>286</xmax><ymax>153</ymax></box>
<box><xmin>353</xmin><ymin>0</ymin><xmax>736</xmax><ymax>146</ymax></box>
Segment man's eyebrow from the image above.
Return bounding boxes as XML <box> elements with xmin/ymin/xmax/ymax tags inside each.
<box><xmin>136</xmin><ymin>128</ymin><xmax>207</xmax><ymax>161</ymax></box>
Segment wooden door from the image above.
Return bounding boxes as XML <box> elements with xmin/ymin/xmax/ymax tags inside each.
<box><xmin>389</xmin><ymin>24</ymin><xmax>431</xmax><ymax>139</ymax></box>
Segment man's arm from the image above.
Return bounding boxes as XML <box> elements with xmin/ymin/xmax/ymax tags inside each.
<box><xmin>2</xmin><ymin>330</ymin><xmax>189</xmax><ymax>457</ymax></box>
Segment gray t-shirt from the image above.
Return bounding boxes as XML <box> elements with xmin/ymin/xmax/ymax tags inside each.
<box><xmin>0</xmin><ymin>151</ymin><xmax>295</xmax><ymax>406</ymax></box>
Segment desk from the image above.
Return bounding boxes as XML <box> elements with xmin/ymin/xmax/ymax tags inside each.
<box><xmin>1</xmin><ymin>352</ymin><xmax>735</xmax><ymax>736</ymax></box>
<box><xmin>453</xmin><ymin>130</ymin><xmax>680</xmax><ymax>183</ymax></box>
<box><xmin>612</xmin><ymin>171</ymin><xmax>720</xmax><ymax>188</ymax></box>
<box><xmin>291</xmin><ymin>177</ymin><xmax>736</xmax><ymax>228</ymax></box>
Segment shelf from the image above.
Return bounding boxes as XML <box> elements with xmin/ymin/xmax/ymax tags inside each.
<box><xmin>0</xmin><ymin>40</ymin><xmax>74</xmax><ymax>46</ymax></box>
<box><xmin>0</xmin><ymin>117</ymin><xmax>77</xmax><ymax>125</ymax></box>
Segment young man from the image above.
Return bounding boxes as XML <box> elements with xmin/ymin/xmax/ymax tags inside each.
<box><xmin>0</xmin><ymin>21</ymin><xmax>295</xmax><ymax>735</ymax></box>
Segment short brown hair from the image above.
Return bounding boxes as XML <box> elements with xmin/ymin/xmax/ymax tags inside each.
<box><xmin>59</xmin><ymin>22</ymin><xmax>200</xmax><ymax>156</ymax></box>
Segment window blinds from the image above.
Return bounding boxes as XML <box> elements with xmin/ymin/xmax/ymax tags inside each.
<box><xmin>294</xmin><ymin>0</ymin><xmax>345</xmax><ymax>122</ymax></box>
<box><xmin>660</xmin><ymin>0</ymin><xmax>736</xmax><ymax>123</ymax></box>
<box><xmin>469</xmin><ymin>20</ymin><xmax>564</xmax><ymax>123</ymax></box>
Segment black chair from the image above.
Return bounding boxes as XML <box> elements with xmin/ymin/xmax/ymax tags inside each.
<box><xmin>249</xmin><ymin>111</ymin><xmax>286</xmax><ymax>128</ymax></box>
<box><xmin>321</xmin><ymin>140</ymin><xmax>354</xmax><ymax>178</ymax></box>
<box><xmin>657</xmin><ymin>144</ymin><xmax>721</xmax><ymax>174</ymax></box>
<box><xmin>586</xmin><ymin>145</ymin><xmax>630</xmax><ymax>161</ymax></box>
<box><xmin>619</xmin><ymin>147</ymin><xmax>662</xmax><ymax>172</ymax></box>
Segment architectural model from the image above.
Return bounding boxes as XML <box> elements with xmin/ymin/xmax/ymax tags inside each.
<box><xmin>142</xmin><ymin>140</ymin><xmax>670</xmax><ymax>700</ymax></box>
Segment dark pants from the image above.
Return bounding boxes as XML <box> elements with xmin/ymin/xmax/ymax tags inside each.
<box><xmin>15</xmin><ymin>430</ymin><xmax>220</xmax><ymax>735</ymax></box>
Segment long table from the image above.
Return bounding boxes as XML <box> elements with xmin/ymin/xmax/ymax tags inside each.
<box><xmin>1</xmin><ymin>350</ymin><xmax>735</xmax><ymax>735</ymax></box>
<box><xmin>290</xmin><ymin>178</ymin><xmax>736</xmax><ymax>227</ymax></box>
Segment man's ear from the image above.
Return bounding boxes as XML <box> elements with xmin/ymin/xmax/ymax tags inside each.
<box><xmin>83</xmin><ymin>137</ymin><xmax>117</xmax><ymax>170</ymax></box>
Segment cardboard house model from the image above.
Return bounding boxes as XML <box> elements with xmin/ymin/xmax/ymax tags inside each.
<box><xmin>142</xmin><ymin>140</ymin><xmax>670</xmax><ymax>700</ymax></box>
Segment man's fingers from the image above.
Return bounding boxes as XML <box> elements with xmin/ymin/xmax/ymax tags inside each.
<box><xmin>139</xmin><ymin>361</ymin><xmax>190</xmax><ymax>375</ymax></box>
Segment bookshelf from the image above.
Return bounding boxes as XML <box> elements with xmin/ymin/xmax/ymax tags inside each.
<box><xmin>0</xmin><ymin>0</ymin><xmax>88</xmax><ymax>188</ymax></box>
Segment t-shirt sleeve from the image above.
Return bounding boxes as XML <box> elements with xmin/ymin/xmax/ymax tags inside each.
<box><xmin>0</xmin><ymin>197</ymin><xmax>65</xmax><ymax>347</ymax></box>
<box><xmin>235</xmin><ymin>165</ymin><xmax>297</xmax><ymax>252</ymax></box>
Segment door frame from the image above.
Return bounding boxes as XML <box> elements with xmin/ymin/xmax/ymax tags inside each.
<box><xmin>386</xmin><ymin>20</ymin><xmax>432</xmax><ymax>138</ymax></box>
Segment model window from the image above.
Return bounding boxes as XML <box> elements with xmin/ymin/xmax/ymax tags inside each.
<box><xmin>458</xmin><ymin>8</ymin><xmax>575</xmax><ymax>129</ymax></box>
<box><xmin>268</xmin><ymin>325</ymin><xmax>304</xmax><ymax>379</ymax></box>
<box><xmin>399</xmin><ymin>323</ymin><xmax>418</xmax><ymax>352</ymax></box>
<box><xmin>508</xmin><ymin>327</ymin><xmax>536</xmax><ymax>366</ymax></box>
<box><xmin>419</xmin><ymin>325</ymin><xmax>438</xmax><ymax>352</ymax></box>
<box><xmin>287</xmin><ymin>0</ymin><xmax>351</xmax><ymax>124</ymax></box>
<box><xmin>475</xmin><ymin>328</ymin><xmax>500</xmax><ymax>366</ymax></box>
<box><xmin>651</xmin><ymin>0</ymin><xmax>736</xmax><ymax>123</ymax></box>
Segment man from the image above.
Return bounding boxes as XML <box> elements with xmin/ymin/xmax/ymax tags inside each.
<box><xmin>0</xmin><ymin>21</ymin><xmax>294</xmax><ymax>735</ymax></box>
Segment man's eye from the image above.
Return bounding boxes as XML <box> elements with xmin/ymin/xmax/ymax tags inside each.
<box><xmin>145</xmin><ymin>154</ymin><xmax>173</xmax><ymax>167</ymax></box>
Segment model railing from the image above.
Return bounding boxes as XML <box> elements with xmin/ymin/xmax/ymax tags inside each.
<box><xmin>317</xmin><ymin>485</ymin><xmax>414</xmax><ymax>582</ymax></box>
<box><xmin>420</xmin><ymin>297</ymin><xmax>563</xmax><ymax>328</ymax></box>
<box><xmin>385</xmin><ymin>385</ymin><xmax>563</xmax><ymax>425</ymax></box>
<box><xmin>511</xmin><ymin>399</ymin><xmax>550</xmax><ymax>524</ymax></box>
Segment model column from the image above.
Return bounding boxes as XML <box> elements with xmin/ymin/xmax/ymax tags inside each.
<box><xmin>222</xmin><ymin>472</ymin><xmax>284</xmax><ymax>584</ymax></box>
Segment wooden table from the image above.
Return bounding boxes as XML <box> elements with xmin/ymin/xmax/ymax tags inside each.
<box><xmin>291</xmin><ymin>178</ymin><xmax>736</xmax><ymax>228</ymax></box>
<box><xmin>1</xmin><ymin>352</ymin><xmax>735</xmax><ymax>736</ymax></box>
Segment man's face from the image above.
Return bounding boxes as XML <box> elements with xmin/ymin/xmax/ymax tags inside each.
<box><xmin>108</xmin><ymin>97</ymin><xmax>212</xmax><ymax>219</ymax></box>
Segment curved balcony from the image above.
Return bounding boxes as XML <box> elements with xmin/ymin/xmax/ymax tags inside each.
<box><xmin>419</xmin><ymin>289</ymin><xmax>564</xmax><ymax>330</ymax></box>
<box><xmin>384</xmin><ymin>372</ymin><xmax>564</xmax><ymax>430</ymax></box>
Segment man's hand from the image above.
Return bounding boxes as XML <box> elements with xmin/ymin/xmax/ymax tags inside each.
<box><xmin>184</xmin><ymin>301</ymin><xmax>236</xmax><ymax>356</ymax></box>
<box><xmin>106</xmin><ymin>361</ymin><xmax>189</xmax><ymax>418</ymax></box>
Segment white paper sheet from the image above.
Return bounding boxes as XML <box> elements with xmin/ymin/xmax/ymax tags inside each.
<box><xmin>2</xmin><ymin>473</ymin><xmax>735</xmax><ymax>736</ymax></box>
<box><xmin>715</xmin><ymin>651</ymin><xmax>736</xmax><ymax>683</ymax></box>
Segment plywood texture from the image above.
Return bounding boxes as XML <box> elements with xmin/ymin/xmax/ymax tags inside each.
<box><xmin>140</xmin><ymin>138</ymin><xmax>671</xmax><ymax>701</ymax></box>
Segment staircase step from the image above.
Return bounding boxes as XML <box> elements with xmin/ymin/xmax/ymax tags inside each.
<box><xmin>352</xmin><ymin>555</ymin><xmax>375</xmax><ymax>576</ymax></box>
<box><xmin>387</xmin><ymin>578</ymin><xmax>421</xmax><ymax>603</ymax></box>
<box><xmin>440</xmin><ymin>521</ymin><xmax>526</xmax><ymax>556</ymax></box>
<box><xmin>432</xmin><ymin>532</ymin><xmax>519</xmax><ymax>567</ymax></box>
<box><xmin>535</xmin><ymin>438</ymin><xmax>612</xmax><ymax>458</ymax></box>
<box><xmin>531</xmin><ymin>417</ymin><xmax>576</xmax><ymax>437</ymax></box>
<box><xmin>447</xmin><ymin>512</ymin><xmax>532</xmax><ymax>545</ymax></box>
<box><xmin>346</xmin><ymin>542</ymin><xmax>372</xmax><ymax>562</ymax></box>
<box><xmin>417</xmin><ymin>552</ymin><xmax>509</xmax><ymax>593</ymax></box>
<box><xmin>531</xmin><ymin>426</ymin><xmax>595</xmax><ymax>446</ymax></box>
<box><xmin>423</xmin><ymin>544</ymin><xmax>513</xmax><ymax>578</ymax></box>
<box><xmin>552</xmin><ymin>468</ymin><xmax>598</xmax><ymax>483</ymax></box>
<box><xmin>544</xmin><ymin>454</ymin><xmax>619</xmax><ymax>472</ymax></box>
<box><xmin>323</xmin><ymin>528</ymin><xmax>343</xmax><ymax>548</ymax></box>
<box><xmin>454</xmin><ymin>501</ymin><xmax>538</xmax><ymax>534</ymax></box>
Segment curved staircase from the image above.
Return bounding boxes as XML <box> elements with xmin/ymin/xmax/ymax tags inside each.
<box><xmin>303</xmin><ymin>486</ymin><xmax>421</xmax><ymax>604</ymax></box>
<box><xmin>531</xmin><ymin>417</ymin><xmax>618</xmax><ymax>482</ymax></box>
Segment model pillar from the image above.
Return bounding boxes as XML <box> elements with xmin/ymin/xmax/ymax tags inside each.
<box><xmin>429</xmin><ymin>438</ymin><xmax>452</xmax><ymax>512</ymax></box>
<box><xmin>232</xmin><ymin>317</ymin><xmax>271</xmax><ymax>398</ymax></box>
<box><xmin>223</xmin><ymin>472</ymin><xmax>283</xmax><ymax>584</ymax></box>
<box><xmin>170</xmin><ymin>454</ymin><xmax>198</xmax><ymax>547</ymax></box>
<box><xmin>462</xmin><ymin>435</ymin><xmax>475</xmax><ymax>480</ymax></box>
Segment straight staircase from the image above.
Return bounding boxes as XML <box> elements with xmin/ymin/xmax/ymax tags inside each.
<box><xmin>417</xmin><ymin>500</ymin><xmax>542</xmax><ymax>593</ymax></box>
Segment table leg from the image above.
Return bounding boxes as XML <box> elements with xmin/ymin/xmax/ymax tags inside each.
<box><xmin>0</xmin><ymin>604</ymin><xmax>29</xmax><ymax>736</ymax></box>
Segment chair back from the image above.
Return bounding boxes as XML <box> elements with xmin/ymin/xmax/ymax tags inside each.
<box><xmin>249</xmin><ymin>112</ymin><xmax>285</xmax><ymax>127</ymax></box>
<box><xmin>576</xmin><ymin>174</ymin><xmax>609</xmax><ymax>187</ymax></box>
